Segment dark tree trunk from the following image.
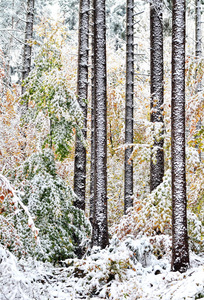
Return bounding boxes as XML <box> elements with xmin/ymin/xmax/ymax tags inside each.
<box><xmin>150</xmin><ymin>0</ymin><xmax>164</xmax><ymax>192</ymax></box>
<box><xmin>124</xmin><ymin>0</ymin><xmax>134</xmax><ymax>214</ymax></box>
<box><xmin>22</xmin><ymin>0</ymin><xmax>35</xmax><ymax>96</ymax></box>
<box><xmin>171</xmin><ymin>0</ymin><xmax>189</xmax><ymax>273</ymax></box>
<box><xmin>91</xmin><ymin>0</ymin><xmax>109</xmax><ymax>249</ymax></box>
<box><xmin>195</xmin><ymin>0</ymin><xmax>202</xmax><ymax>161</ymax></box>
<box><xmin>73</xmin><ymin>0</ymin><xmax>89</xmax><ymax>211</ymax></box>
<box><xmin>20</xmin><ymin>0</ymin><xmax>35</xmax><ymax>155</ymax></box>
<box><xmin>90</xmin><ymin>0</ymin><xmax>95</xmax><ymax>226</ymax></box>
<box><xmin>195</xmin><ymin>0</ymin><xmax>202</xmax><ymax>93</ymax></box>
<box><xmin>195</xmin><ymin>0</ymin><xmax>202</xmax><ymax>67</ymax></box>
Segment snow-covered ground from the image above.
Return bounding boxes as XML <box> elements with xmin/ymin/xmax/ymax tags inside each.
<box><xmin>0</xmin><ymin>236</ymin><xmax>203</xmax><ymax>300</ymax></box>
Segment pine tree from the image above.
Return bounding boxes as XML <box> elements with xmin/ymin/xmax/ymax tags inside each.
<box><xmin>73</xmin><ymin>0</ymin><xmax>89</xmax><ymax>211</ymax></box>
<box><xmin>124</xmin><ymin>0</ymin><xmax>134</xmax><ymax>214</ymax></box>
<box><xmin>171</xmin><ymin>0</ymin><xmax>189</xmax><ymax>273</ymax></box>
<box><xmin>150</xmin><ymin>0</ymin><xmax>164</xmax><ymax>192</ymax></box>
<box><xmin>91</xmin><ymin>0</ymin><xmax>109</xmax><ymax>249</ymax></box>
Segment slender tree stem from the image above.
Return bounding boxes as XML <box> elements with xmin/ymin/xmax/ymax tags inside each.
<box><xmin>91</xmin><ymin>0</ymin><xmax>109</xmax><ymax>249</ymax></box>
<box><xmin>22</xmin><ymin>0</ymin><xmax>35</xmax><ymax>96</ymax></box>
<box><xmin>90</xmin><ymin>0</ymin><xmax>95</xmax><ymax>226</ymax></box>
<box><xmin>150</xmin><ymin>0</ymin><xmax>164</xmax><ymax>192</ymax></box>
<box><xmin>74</xmin><ymin>0</ymin><xmax>90</xmax><ymax>211</ymax></box>
<box><xmin>171</xmin><ymin>0</ymin><xmax>189</xmax><ymax>273</ymax></box>
<box><xmin>124</xmin><ymin>0</ymin><xmax>134</xmax><ymax>214</ymax></box>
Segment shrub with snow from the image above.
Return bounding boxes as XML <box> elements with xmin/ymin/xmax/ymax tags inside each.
<box><xmin>60</xmin><ymin>236</ymin><xmax>159</xmax><ymax>298</ymax></box>
<box><xmin>110</xmin><ymin>169</ymin><xmax>204</xmax><ymax>254</ymax></box>
<box><xmin>9</xmin><ymin>149</ymin><xmax>91</xmax><ymax>263</ymax></box>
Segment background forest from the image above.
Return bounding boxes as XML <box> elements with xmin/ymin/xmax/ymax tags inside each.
<box><xmin>0</xmin><ymin>0</ymin><xmax>204</xmax><ymax>299</ymax></box>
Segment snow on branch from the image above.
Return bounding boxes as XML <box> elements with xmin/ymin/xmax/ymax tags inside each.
<box><xmin>0</xmin><ymin>174</ymin><xmax>39</xmax><ymax>240</ymax></box>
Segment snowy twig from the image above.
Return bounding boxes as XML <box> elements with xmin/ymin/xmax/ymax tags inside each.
<box><xmin>0</xmin><ymin>174</ymin><xmax>39</xmax><ymax>241</ymax></box>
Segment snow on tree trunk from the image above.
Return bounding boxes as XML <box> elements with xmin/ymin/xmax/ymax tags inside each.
<box><xmin>150</xmin><ymin>0</ymin><xmax>164</xmax><ymax>192</ymax></box>
<box><xmin>91</xmin><ymin>0</ymin><xmax>109</xmax><ymax>249</ymax></box>
<box><xmin>90</xmin><ymin>0</ymin><xmax>95</xmax><ymax>226</ymax></box>
<box><xmin>124</xmin><ymin>0</ymin><xmax>134</xmax><ymax>214</ymax></box>
<box><xmin>195</xmin><ymin>0</ymin><xmax>202</xmax><ymax>93</ymax></box>
<box><xmin>195</xmin><ymin>0</ymin><xmax>202</xmax><ymax>64</ymax></box>
<box><xmin>73</xmin><ymin>0</ymin><xmax>89</xmax><ymax>211</ymax></box>
<box><xmin>22</xmin><ymin>0</ymin><xmax>34</xmax><ymax>96</ymax></box>
<box><xmin>171</xmin><ymin>0</ymin><xmax>189</xmax><ymax>273</ymax></box>
<box><xmin>195</xmin><ymin>0</ymin><xmax>202</xmax><ymax>161</ymax></box>
<box><xmin>20</xmin><ymin>0</ymin><xmax>35</xmax><ymax>154</ymax></box>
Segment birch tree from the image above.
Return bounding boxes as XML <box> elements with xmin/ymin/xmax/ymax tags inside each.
<box><xmin>124</xmin><ymin>0</ymin><xmax>134</xmax><ymax>214</ymax></box>
<box><xmin>73</xmin><ymin>0</ymin><xmax>89</xmax><ymax>211</ymax></box>
<box><xmin>150</xmin><ymin>0</ymin><xmax>164</xmax><ymax>192</ymax></box>
<box><xmin>171</xmin><ymin>0</ymin><xmax>189</xmax><ymax>273</ymax></box>
<box><xmin>22</xmin><ymin>0</ymin><xmax>35</xmax><ymax>96</ymax></box>
<box><xmin>91</xmin><ymin>0</ymin><xmax>109</xmax><ymax>248</ymax></box>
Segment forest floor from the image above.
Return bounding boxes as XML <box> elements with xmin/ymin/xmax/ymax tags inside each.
<box><xmin>0</xmin><ymin>236</ymin><xmax>204</xmax><ymax>299</ymax></box>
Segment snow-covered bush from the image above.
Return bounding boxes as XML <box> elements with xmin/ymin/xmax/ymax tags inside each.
<box><xmin>149</xmin><ymin>234</ymin><xmax>172</xmax><ymax>260</ymax></box>
<box><xmin>0</xmin><ymin>245</ymin><xmax>34</xmax><ymax>300</ymax></box>
<box><xmin>111</xmin><ymin>170</ymin><xmax>172</xmax><ymax>239</ymax></box>
<box><xmin>62</xmin><ymin>236</ymin><xmax>157</xmax><ymax>299</ymax></box>
<box><xmin>0</xmin><ymin>193</ymin><xmax>24</xmax><ymax>256</ymax></box>
<box><xmin>0</xmin><ymin>174</ymin><xmax>39</xmax><ymax>258</ymax></box>
<box><xmin>10</xmin><ymin>149</ymin><xmax>91</xmax><ymax>263</ymax></box>
<box><xmin>188</xmin><ymin>211</ymin><xmax>204</xmax><ymax>253</ymax></box>
<box><xmin>111</xmin><ymin>169</ymin><xmax>204</xmax><ymax>254</ymax></box>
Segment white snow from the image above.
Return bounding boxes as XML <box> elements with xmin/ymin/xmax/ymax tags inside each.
<box><xmin>0</xmin><ymin>236</ymin><xmax>203</xmax><ymax>300</ymax></box>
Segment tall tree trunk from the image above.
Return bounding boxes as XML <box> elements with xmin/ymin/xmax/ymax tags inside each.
<box><xmin>22</xmin><ymin>0</ymin><xmax>35</xmax><ymax>96</ymax></box>
<box><xmin>124</xmin><ymin>0</ymin><xmax>134</xmax><ymax>214</ymax></box>
<box><xmin>91</xmin><ymin>0</ymin><xmax>109</xmax><ymax>249</ymax></box>
<box><xmin>195</xmin><ymin>0</ymin><xmax>202</xmax><ymax>88</ymax></box>
<box><xmin>150</xmin><ymin>0</ymin><xmax>164</xmax><ymax>192</ymax></box>
<box><xmin>90</xmin><ymin>0</ymin><xmax>95</xmax><ymax>226</ymax></box>
<box><xmin>171</xmin><ymin>0</ymin><xmax>189</xmax><ymax>273</ymax></box>
<box><xmin>73</xmin><ymin>0</ymin><xmax>89</xmax><ymax>211</ymax></box>
<box><xmin>20</xmin><ymin>0</ymin><xmax>35</xmax><ymax>156</ymax></box>
<box><xmin>195</xmin><ymin>0</ymin><xmax>202</xmax><ymax>160</ymax></box>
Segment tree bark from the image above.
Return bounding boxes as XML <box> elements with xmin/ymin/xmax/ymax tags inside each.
<box><xmin>195</xmin><ymin>0</ymin><xmax>202</xmax><ymax>93</ymax></box>
<box><xmin>73</xmin><ymin>0</ymin><xmax>89</xmax><ymax>211</ymax></box>
<box><xmin>90</xmin><ymin>0</ymin><xmax>95</xmax><ymax>226</ymax></box>
<box><xmin>91</xmin><ymin>0</ymin><xmax>109</xmax><ymax>249</ymax></box>
<box><xmin>195</xmin><ymin>0</ymin><xmax>202</xmax><ymax>161</ymax></box>
<box><xmin>195</xmin><ymin>0</ymin><xmax>202</xmax><ymax>64</ymax></box>
<box><xmin>171</xmin><ymin>0</ymin><xmax>189</xmax><ymax>273</ymax></box>
<box><xmin>20</xmin><ymin>0</ymin><xmax>35</xmax><ymax>155</ymax></box>
<box><xmin>150</xmin><ymin>0</ymin><xmax>164</xmax><ymax>192</ymax></box>
<box><xmin>22</xmin><ymin>0</ymin><xmax>35</xmax><ymax>96</ymax></box>
<box><xmin>124</xmin><ymin>0</ymin><xmax>134</xmax><ymax>214</ymax></box>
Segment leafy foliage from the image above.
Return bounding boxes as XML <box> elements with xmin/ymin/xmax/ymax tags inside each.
<box><xmin>22</xmin><ymin>20</ymin><xmax>83</xmax><ymax>161</ymax></box>
<box><xmin>0</xmin><ymin>173</ymin><xmax>39</xmax><ymax>257</ymax></box>
<box><xmin>11</xmin><ymin>149</ymin><xmax>91</xmax><ymax>263</ymax></box>
<box><xmin>111</xmin><ymin>168</ymin><xmax>204</xmax><ymax>253</ymax></box>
